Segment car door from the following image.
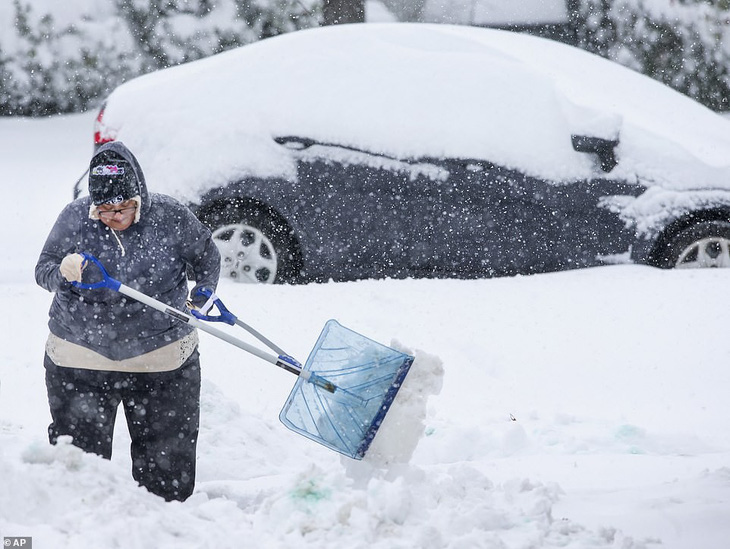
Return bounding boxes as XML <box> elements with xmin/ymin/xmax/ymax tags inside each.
<box><xmin>293</xmin><ymin>148</ymin><xmax>417</xmax><ymax>280</ymax></box>
<box><xmin>410</xmin><ymin>159</ymin><xmax>644</xmax><ymax>276</ymax></box>
<box><xmin>532</xmin><ymin>177</ymin><xmax>645</xmax><ymax>266</ymax></box>
<box><xmin>408</xmin><ymin>159</ymin><xmax>566</xmax><ymax>276</ymax></box>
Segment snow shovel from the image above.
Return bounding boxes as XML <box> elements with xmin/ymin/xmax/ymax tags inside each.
<box><xmin>72</xmin><ymin>253</ymin><xmax>414</xmax><ymax>459</ymax></box>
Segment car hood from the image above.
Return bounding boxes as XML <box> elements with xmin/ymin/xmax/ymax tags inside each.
<box><xmin>97</xmin><ymin>23</ymin><xmax>730</xmax><ymax>203</ymax></box>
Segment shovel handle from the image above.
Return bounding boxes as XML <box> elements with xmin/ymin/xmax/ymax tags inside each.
<box><xmin>70</xmin><ymin>253</ymin><xmax>121</xmax><ymax>291</ymax></box>
<box><xmin>189</xmin><ymin>287</ymin><xmax>237</xmax><ymax>325</ymax></box>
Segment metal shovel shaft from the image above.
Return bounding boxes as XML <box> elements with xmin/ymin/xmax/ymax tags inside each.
<box><xmin>234</xmin><ymin>318</ymin><xmax>287</xmax><ymax>357</ymax></box>
<box><xmin>123</xmin><ymin>285</ymin><xmax>336</xmax><ymax>392</ymax></box>
<box><xmin>118</xmin><ymin>284</ymin><xmax>299</xmax><ymax>375</ymax></box>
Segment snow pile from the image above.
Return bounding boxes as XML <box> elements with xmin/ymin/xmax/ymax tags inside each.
<box><xmin>0</xmin><ymin>382</ymin><xmax>646</xmax><ymax>549</ymax></box>
<box><xmin>238</xmin><ymin>462</ymin><xmax>644</xmax><ymax>548</ymax></box>
<box><xmin>356</xmin><ymin>346</ymin><xmax>444</xmax><ymax>469</ymax></box>
<box><xmin>608</xmin><ymin>185</ymin><xmax>730</xmax><ymax>237</ymax></box>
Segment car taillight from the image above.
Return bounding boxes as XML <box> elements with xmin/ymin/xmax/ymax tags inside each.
<box><xmin>94</xmin><ymin>104</ymin><xmax>115</xmax><ymax>147</ymax></box>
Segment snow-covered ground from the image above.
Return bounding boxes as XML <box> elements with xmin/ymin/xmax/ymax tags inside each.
<box><xmin>1</xmin><ymin>112</ymin><xmax>729</xmax><ymax>548</ymax></box>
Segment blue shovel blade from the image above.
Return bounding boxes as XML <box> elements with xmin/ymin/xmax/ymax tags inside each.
<box><xmin>279</xmin><ymin>320</ymin><xmax>414</xmax><ymax>460</ymax></box>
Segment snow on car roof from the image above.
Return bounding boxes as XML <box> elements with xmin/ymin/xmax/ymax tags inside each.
<box><xmin>99</xmin><ymin>23</ymin><xmax>730</xmax><ymax>203</ymax></box>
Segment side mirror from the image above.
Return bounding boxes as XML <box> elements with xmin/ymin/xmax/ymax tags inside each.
<box><xmin>571</xmin><ymin>135</ymin><xmax>619</xmax><ymax>172</ymax></box>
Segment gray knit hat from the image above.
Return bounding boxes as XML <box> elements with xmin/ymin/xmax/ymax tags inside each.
<box><xmin>89</xmin><ymin>150</ymin><xmax>139</xmax><ymax>205</ymax></box>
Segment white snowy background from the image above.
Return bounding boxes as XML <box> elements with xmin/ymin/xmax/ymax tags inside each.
<box><xmin>1</xmin><ymin>112</ymin><xmax>730</xmax><ymax>549</ymax></box>
<box><xmin>2</xmin><ymin>24</ymin><xmax>730</xmax><ymax>548</ymax></box>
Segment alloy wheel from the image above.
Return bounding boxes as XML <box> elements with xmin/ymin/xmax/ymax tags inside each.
<box><xmin>675</xmin><ymin>236</ymin><xmax>730</xmax><ymax>268</ymax></box>
<box><xmin>212</xmin><ymin>223</ymin><xmax>278</xmax><ymax>283</ymax></box>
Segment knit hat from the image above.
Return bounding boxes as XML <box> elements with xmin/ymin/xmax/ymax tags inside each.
<box><xmin>88</xmin><ymin>150</ymin><xmax>139</xmax><ymax>206</ymax></box>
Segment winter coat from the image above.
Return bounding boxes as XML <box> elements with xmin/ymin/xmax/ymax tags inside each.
<box><xmin>35</xmin><ymin>142</ymin><xmax>221</xmax><ymax>361</ymax></box>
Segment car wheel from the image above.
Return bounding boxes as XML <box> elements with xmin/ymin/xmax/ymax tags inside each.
<box><xmin>208</xmin><ymin>205</ymin><xmax>300</xmax><ymax>283</ymax></box>
<box><xmin>657</xmin><ymin>220</ymin><xmax>730</xmax><ymax>269</ymax></box>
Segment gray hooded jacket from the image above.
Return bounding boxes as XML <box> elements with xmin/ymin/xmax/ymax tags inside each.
<box><xmin>36</xmin><ymin>142</ymin><xmax>221</xmax><ymax>361</ymax></box>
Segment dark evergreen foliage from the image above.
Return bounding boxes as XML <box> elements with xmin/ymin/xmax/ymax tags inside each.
<box><xmin>0</xmin><ymin>0</ymin><xmax>727</xmax><ymax>116</ymax></box>
<box><xmin>1</xmin><ymin>0</ymin><xmax>320</xmax><ymax>116</ymax></box>
<box><xmin>573</xmin><ymin>0</ymin><xmax>730</xmax><ymax>111</ymax></box>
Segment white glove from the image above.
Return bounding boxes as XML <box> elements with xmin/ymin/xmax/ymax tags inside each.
<box><xmin>60</xmin><ymin>253</ymin><xmax>85</xmax><ymax>283</ymax></box>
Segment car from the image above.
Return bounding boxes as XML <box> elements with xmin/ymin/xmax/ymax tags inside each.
<box><xmin>77</xmin><ymin>23</ymin><xmax>730</xmax><ymax>283</ymax></box>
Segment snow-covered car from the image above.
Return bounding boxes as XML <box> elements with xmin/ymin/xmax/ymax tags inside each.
<box><xmin>78</xmin><ymin>23</ymin><xmax>730</xmax><ymax>283</ymax></box>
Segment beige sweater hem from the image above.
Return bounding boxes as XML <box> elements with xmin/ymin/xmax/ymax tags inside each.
<box><xmin>45</xmin><ymin>331</ymin><xmax>198</xmax><ymax>373</ymax></box>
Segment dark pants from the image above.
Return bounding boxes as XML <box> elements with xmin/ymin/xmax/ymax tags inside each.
<box><xmin>44</xmin><ymin>350</ymin><xmax>201</xmax><ymax>502</ymax></box>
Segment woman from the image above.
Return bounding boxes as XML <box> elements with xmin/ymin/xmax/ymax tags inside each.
<box><xmin>35</xmin><ymin>141</ymin><xmax>221</xmax><ymax>501</ymax></box>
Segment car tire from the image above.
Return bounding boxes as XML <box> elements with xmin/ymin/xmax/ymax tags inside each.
<box><xmin>655</xmin><ymin>220</ymin><xmax>730</xmax><ymax>269</ymax></box>
<box><xmin>207</xmin><ymin>204</ymin><xmax>300</xmax><ymax>284</ymax></box>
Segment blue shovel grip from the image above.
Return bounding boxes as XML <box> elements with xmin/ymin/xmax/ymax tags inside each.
<box><xmin>189</xmin><ymin>287</ymin><xmax>237</xmax><ymax>325</ymax></box>
<box><xmin>70</xmin><ymin>253</ymin><xmax>122</xmax><ymax>291</ymax></box>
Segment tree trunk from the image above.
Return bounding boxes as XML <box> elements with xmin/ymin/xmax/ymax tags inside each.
<box><xmin>322</xmin><ymin>0</ymin><xmax>365</xmax><ymax>25</ymax></box>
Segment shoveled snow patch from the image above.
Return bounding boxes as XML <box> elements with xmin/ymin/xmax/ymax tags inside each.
<box><xmin>257</xmin><ymin>460</ymin><xmax>646</xmax><ymax>548</ymax></box>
